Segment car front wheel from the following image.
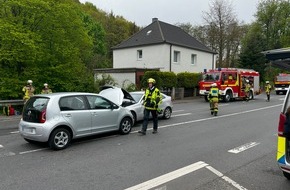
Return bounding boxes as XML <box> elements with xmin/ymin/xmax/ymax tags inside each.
<box><xmin>163</xmin><ymin>107</ymin><xmax>172</xmax><ymax>119</ymax></box>
<box><xmin>48</xmin><ymin>128</ymin><xmax>71</xmax><ymax>150</ymax></box>
<box><xmin>119</xmin><ymin>117</ymin><xmax>132</xmax><ymax>134</ymax></box>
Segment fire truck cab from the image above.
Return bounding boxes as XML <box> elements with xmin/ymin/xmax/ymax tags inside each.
<box><xmin>274</xmin><ymin>73</ymin><xmax>290</xmax><ymax>95</ymax></box>
<box><xmin>199</xmin><ymin>68</ymin><xmax>260</xmax><ymax>102</ymax></box>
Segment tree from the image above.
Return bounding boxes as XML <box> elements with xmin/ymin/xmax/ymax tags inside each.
<box><xmin>202</xmin><ymin>0</ymin><xmax>244</xmax><ymax>68</ymax></box>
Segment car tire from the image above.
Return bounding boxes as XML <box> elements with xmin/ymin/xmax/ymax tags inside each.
<box><xmin>283</xmin><ymin>171</ymin><xmax>290</xmax><ymax>180</ymax></box>
<box><xmin>48</xmin><ymin>128</ymin><xmax>71</xmax><ymax>150</ymax></box>
<box><xmin>119</xmin><ymin>117</ymin><xmax>132</xmax><ymax>135</ymax></box>
<box><xmin>163</xmin><ymin>107</ymin><xmax>172</xmax><ymax>119</ymax></box>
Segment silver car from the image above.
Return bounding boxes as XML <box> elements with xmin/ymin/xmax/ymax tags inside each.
<box><xmin>19</xmin><ymin>92</ymin><xmax>133</xmax><ymax>150</ymax></box>
<box><xmin>99</xmin><ymin>86</ymin><xmax>173</xmax><ymax>123</ymax></box>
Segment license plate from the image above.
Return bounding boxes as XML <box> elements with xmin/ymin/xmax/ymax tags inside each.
<box><xmin>23</xmin><ymin>127</ymin><xmax>33</xmax><ymax>133</ymax></box>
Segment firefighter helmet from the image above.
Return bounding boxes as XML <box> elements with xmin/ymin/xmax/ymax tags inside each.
<box><xmin>266</xmin><ymin>81</ymin><xmax>269</xmax><ymax>84</ymax></box>
<box><xmin>245</xmin><ymin>79</ymin><xmax>249</xmax><ymax>83</ymax></box>
<box><xmin>211</xmin><ymin>83</ymin><xmax>217</xmax><ymax>87</ymax></box>
<box><xmin>147</xmin><ymin>78</ymin><xmax>156</xmax><ymax>84</ymax></box>
<box><xmin>27</xmin><ymin>80</ymin><xmax>33</xmax><ymax>84</ymax></box>
<box><xmin>44</xmin><ymin>83</ymin><xmax>48</xmax><ymax>86</ymax></box>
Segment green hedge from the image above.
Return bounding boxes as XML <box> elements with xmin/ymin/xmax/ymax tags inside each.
<box><xmin>141</xmin><ymin>71</ymin><xmax>201</xmax><ymax>89</ymax></box>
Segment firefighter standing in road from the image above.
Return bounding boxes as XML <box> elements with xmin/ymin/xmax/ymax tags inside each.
<box><xmin>245</xmin><ymin>79</ymin><xmax>251</xmax><ymax>102</ymax></box>
<box><xmin>22</xmin><ymin>80</ymin><xmax>35</xmax><ymax>103</ymax></box>
<box><xmin>138</xmin><ymin>78</ymin><xmax>162</xmax><ymax>135</ymax></box>
<box><xmin>41</xmin><ymin>83</ymin><xmax>52</xmax><ymax>94</ymax></box>
<box><xmin>208</xmin><ymin>83</ymin><xmax>219</xmax><ymax>116</ymax></box>
<box><xmin>265</xmin><ymin>81</ymin><xmax>272</xmax><ymax>102</ymax></box>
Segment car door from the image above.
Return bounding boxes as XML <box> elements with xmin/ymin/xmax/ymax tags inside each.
<box><xmin>59</xmin><ymin>95</ymin><xmax>92</xmax><ymax>136</ymax></box>
<box><xmin>86</xmin><ymin>95</ymin><xmax>120</xmax><ymax>133</ymax></box>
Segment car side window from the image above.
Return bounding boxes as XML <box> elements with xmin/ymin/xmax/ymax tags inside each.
<box><xmin>59</xmin><ymin>96</ymin><xmax>86</xmax><ymax>111</ymax></box>
<box><xmin>86</xmin><ymin>95</ymin><xmax>112</xmax><ymax>109</ymax></box>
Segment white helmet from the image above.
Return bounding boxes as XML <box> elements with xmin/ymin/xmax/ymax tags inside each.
<box><xmin>27</xmin><ymin>80</ymin><xmax>33</xmax><ymax>84</ymax></box>
<box><xmin>245</xmin><ymin>79</ymin><xmax>249</xmax><ymax>83</ymax></box>
<box><xmin>211</xmin><ymin>83</ymin><xmax>217</xmax><ymax>87</ymax></box>
<box><xmin>44</xmin><ymin>83</ymin><xmax>48</xmax><ymax>86</ymax></box>
<box><xmin>266</xmin><ymin>81</ymin><xmax>269</xmax><ymax>84</ymax></box>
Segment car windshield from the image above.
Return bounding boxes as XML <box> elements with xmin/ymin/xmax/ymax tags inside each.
<box><xmin>203</xmin><ymin>72</ymin><xmax>220</xmax><ymax>81</ymax></box>
<box><xmin>130</xmin><ymin>93</ymin><xmax>143</xmax><ymax>102</ymax></box>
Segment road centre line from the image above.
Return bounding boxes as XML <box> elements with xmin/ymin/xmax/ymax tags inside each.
<box><xmin>228</xmin><ymin>142</ymin><xmax>260</xmax><ymax>154</ymax></box>
<box><xmin>131</xmin><ymin>104</ymin><xmax>282</xmax><ymax>134</ymax></box>
<box><xmin>171</xmin><ymin>113</ymin><xmax>191</xmax><ymax>117</ymax></box>
<box><xmin>172</xmin><ymin>110</ymin><xmax>184</xmax><ymax>113</ymax></box>
<box><xmin>158</xmin><ymin>104</ymin><xmax>282</xmax><ymax>129</ymax></box>
<box><xmin>125</xmin><ymin>161</ymin><xmax>248</xmax><ymax>190</ymax></box>
<box><xmin>19</xmin><ymin>148</ymin><xmax>48</xmax><ymax>155</ymax></box>
<box><xmin>0</xmin><ymin>144</ymin><xmax>3</xmax><ymax>148</ymax></box>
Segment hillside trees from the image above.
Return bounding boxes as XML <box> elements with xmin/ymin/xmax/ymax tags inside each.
<box><xmin>239</xmin><ymin>0</ymin><xmax>290</xmax><ymax>82</ymax></box>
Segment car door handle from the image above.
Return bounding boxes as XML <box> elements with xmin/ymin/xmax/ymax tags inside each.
<box><xmin>65</xmin><ymin>114</ymin><xmax>72</xmax><ymax>118</ymax></box>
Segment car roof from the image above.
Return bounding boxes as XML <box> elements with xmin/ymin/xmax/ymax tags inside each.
<box><xmin>33</xmin><ymin>92</ymin><xmax>99</xmax><ymax>98</ymax></box>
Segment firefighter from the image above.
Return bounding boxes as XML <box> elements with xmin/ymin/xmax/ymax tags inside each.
<box><xmin>208</xmin><ymin>83</ymin><xmax>219</xmax><ymax>116</ymax></box>
<box><xmin>138</xmin><ymin>78</ymin><xmax>162</xmax><ymax>135</ymax></box>
<box><xmin>245</xmin><ymin>79</ymin><xmax>251</xmax><ymax>102</ymax></box>
<box><xmin>41</xmin><ymin>83</ymin><xmax>52</xmax><ymax>94</ymax></box>
<box><xmin>265</xmin><ymin>81</ymin><xmax>272</xmax><ymax>102</ymax></box>
<box><xmin>22</xmin><ymin>80</ymin><xmax>35</xmax><ymax>103</ymax></box>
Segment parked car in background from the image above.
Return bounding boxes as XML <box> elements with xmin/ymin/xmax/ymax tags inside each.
<box><xmin>99</xmin><ymin>86</ymin><xmax>173</xmax><ymax>124</ymax></box>
<box><xmin>19</xmin><ymin>92</ymin><xmax>133</xmax><ymax>150</ymax></box>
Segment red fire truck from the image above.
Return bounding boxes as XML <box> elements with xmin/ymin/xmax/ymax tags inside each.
<box><xmin>274</xmin><ymin>73</ymin><xmax>290</xmax><ymax>95</ymax></box>
<box><xmin>199</xmin><ymin>68</ymin><xmax>260</xmax><ymax>102</ymax></box>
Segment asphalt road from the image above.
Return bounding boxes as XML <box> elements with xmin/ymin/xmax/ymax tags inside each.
<box><xmin>0</xmin><ymin>93</ymin><xmax>290</xmax><ymax>190</ymax></box>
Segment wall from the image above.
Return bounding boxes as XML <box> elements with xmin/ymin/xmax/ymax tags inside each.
<box><xmin>113</xmin><ymin>44</ymin><xmax>215</xmax><ymax>73</ymax></box>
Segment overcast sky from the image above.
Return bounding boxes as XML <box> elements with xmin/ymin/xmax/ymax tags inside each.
<box><xmin>79</xmin><ymin>0</ymin><xmax>261</xmax><ymax>26</ymax></box>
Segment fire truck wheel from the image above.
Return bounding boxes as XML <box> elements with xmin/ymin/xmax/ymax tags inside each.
<box><xmin>223</xmin><ymin>91</ymin><xmax>232</xmax><ymax>102</ymax></box>
<box><xmin>249</xmin><ymin>91</ymin><xmax>254</xmax><ymax>100</ymax></box>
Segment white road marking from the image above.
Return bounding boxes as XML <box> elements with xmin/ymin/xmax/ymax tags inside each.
<box><xmin>19</xmin><ymin>148</ymin><xmax>48</xmax><ymax>154</ymax></box>
<box><xmin>132</xmin><ymin>104</ymin><xmax>282</xmax><ymax>134</ymax></box>
<box><xmin>10</xmin><ymin>131</ymin><xmax>19</xmax><ymax>134</ymax></box>
<box><xmin>171</xmin><ymin>113</ymin><xmax>191</xmax><ymax>117</ymax></box>
<box><xmin>0</xmin><ymin>145</ymin><xmax>3</xmax><ymax>148</ymax></box>
<box><xmin>228</xmin><ymin>142</ymin><xmax>260</xmax><ymax>154</ymax></box>
<box><xmin>125</xmin><ymin>161</ymin><xmax>247</xmax><ymax>190</ymax></box>
<box><xmin>124</xmin><ymin>161</ymin><xmax>208</xmax><ymax>190</ymax></box>
<box><xmin>206</xmin><ymin>166</ymin><xmax>248</xmax><ymax>190</ymax></box>
<box><xmin>172</xmin><ymin>110</ymin><xmax>184</xmax><ymax>113</ymax></box>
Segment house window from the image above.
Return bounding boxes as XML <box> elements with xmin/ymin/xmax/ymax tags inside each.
<box><xmin>191</xmin><ymin>54</ymin><xmax>197</xmax><ymax>65</ymax></box>
<box><xmin>137</xmin><ymin>50</ymin><xmax>143</xmax><ymax>60</ymax></box>
<box><xmin>173</xmin><ymin>51</ymin><xmax>180</xmax><ymax>63</ymax></box>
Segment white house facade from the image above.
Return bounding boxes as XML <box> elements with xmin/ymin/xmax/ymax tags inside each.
<box><xmin>113</xmin><ymin>44</ymin><xmax>215</xmax><ymax>73</ymax></box>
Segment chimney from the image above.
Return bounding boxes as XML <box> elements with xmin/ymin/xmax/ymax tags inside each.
<box><xmin>152</xmin><ymin>18</ymin><xmax>158</xmax><ymax>23</ymax></box>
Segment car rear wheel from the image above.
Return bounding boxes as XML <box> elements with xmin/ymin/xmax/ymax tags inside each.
<box><xmin>163</xmin><ymin>107</ymin><xmax>171</xmax><ymax>119</ymax></box>
<box><xmin>283</xmin><ymin>171</ymin><xmax>290</xmax><ymax>180</ymax></box>
<box><xmin>119</xmin><ymin>117</ymin><xmax>132</xmax><ymax>134</ymax></box>
<box><xmin>48</xmin><ymin>128</ymin><xmax>71</xmax><ymax>150</ymax></box>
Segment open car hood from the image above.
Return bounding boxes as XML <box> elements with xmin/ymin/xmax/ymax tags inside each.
<box><xmin>99</xmin><ymin>86</ymin><xmax>135</xmax><ymax>106</ymax></box>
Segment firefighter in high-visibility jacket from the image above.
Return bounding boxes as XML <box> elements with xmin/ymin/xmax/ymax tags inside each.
<box><xmin>208</xmin><ymin>83</ymin><xmax>219</xmax><ymax>116</ymax></box>
<box><xmin>138</xmin><ymin>78</ymin><xmax>162</xmax><ymax>135</ymax></box>
<box><xmin>22</xmin><ymin>80</ymin><xmax>35</xmax><ymax>103</ymax></box>
<box><xmin>245</xmin><ymin>79</ymin><xmax>251</xmax><ymax>102</ymax></box>
<box><xmin>265</xmin><ymin>81</ymin><xmax>272</xmax><ymax>102</ymax></box>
